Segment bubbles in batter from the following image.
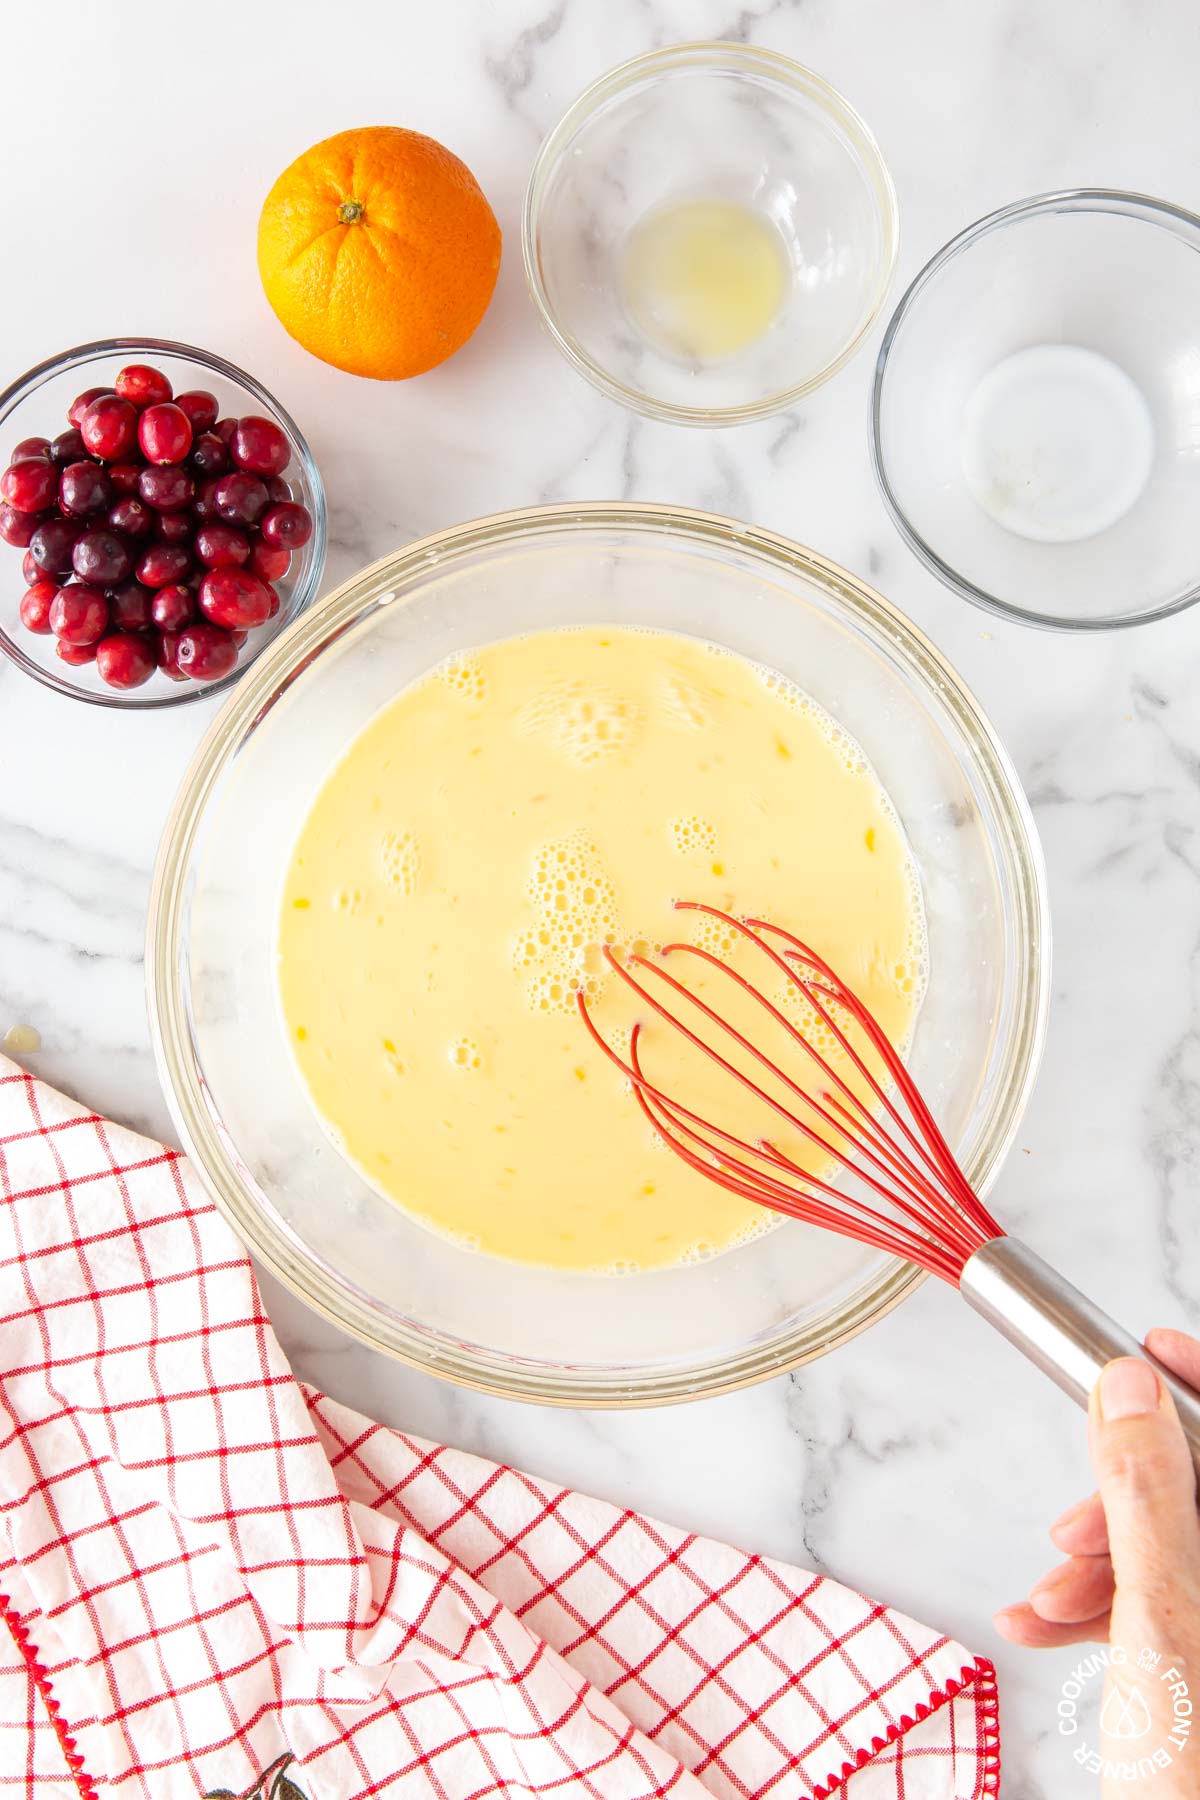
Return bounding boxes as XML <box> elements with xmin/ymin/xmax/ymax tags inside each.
<box><xmin>515</xmin><ymin>830</ymin><xmax>621</xmax><ymax>1014</ymax></box>
<box><xmin>437</xmin><ymin>655</ymin><xmax>487</xmax><ymax>702</ymax></box>
<box><xmin>379</xmin><ymin>828</ymin><xmax>424</xmax><ymax>897</ymax></box>
<box><xmin>518</xmin><ymin>680</ymin><xmax>640</xmax><ymax>766</ymax></box>
<box><xmin>670</xmin><ymin>814</ymin><xmax>719</xmax><ymax>858</ymax></box>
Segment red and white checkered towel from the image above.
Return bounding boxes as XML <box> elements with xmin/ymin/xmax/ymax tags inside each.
<box><xmin>0</xmin><ymin>1056</ymin><xmax>999</xmax><ymax>1800</ymax></box>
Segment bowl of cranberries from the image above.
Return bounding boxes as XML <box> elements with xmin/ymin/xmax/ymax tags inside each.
<box><xmin>0</xmin><ymin>338</ymin><xmax>326</xmax><ymax>705</ymax></box>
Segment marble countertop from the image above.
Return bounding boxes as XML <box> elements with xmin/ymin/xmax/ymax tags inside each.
<box><xmin>5</xmin><ymin>2</ymin><xmax>1200</xmax><ymax>1791</ymax></box>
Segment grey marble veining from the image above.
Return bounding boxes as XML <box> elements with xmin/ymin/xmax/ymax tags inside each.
<box><xmin>3</xmin><ymin>2</ymin><xmax>1200</xmax><ymax>1790</ymax></box>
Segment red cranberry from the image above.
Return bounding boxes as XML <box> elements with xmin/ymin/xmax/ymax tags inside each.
<box><xmin>197</xmin><ymin>566</ymin><xmax>272</xmax><ymax>628</ymax></box>
<box><xmin>195</xmin><ymin>523</ymin><xmax>250</xmax><ymax>568</ymax></box>
<box><xmin>114</xmin><ymin>364</ymin><xmax>172</xmax><ymax>407</ymax></box>
<box><xmin>96</xmin><ymin>631</ymin><xmax>156</xmax><ymax>688</ymax></box>
<box><xmin>108</xmin><ymin>580</ymin><xmax>153</xmax><ymax>631</ymax></box>
<box><xmin>156</xmin><ymin>630</ymin><xmax>188</xmax><ymax>681</ymax></box>
<box><xmin>265</xmin><ymin>476</ymin><xmax>292</xmax><ymax>505</ymax></box>
<box><xmin>154</xmin><ymin>510</ymin><xmax>192</xmax><ymax>546</ymax></box>
<box><xmin>108</xmin><ymin>495</ymin><xmax>154</xmax><ymax>539</ymax></box>
<box><xmin>29</xmin><ymin>516</ymin><xmax>83</xmax><ymax>574</ymax></box>
<box><xmin>229</xmin><ymin>627</ymin><xmax>250</xmax><ymax>647</ymax></box>
<box><xmin>260</xmin><ymin>502</ymin><xmax>312</xmax><ymax>551</ymax></box>
<box><xmin>193</xmin><ymin>475</ymin><xmax>223</xmax><ymax>520</ymax></box>
<box><xmin>264</xmin><ymin>582</ymin><xmax>281</xmax><ymax>618</ymax></box>
<box><xmin>21</xmin><ymin>548</ymin><xmax>40</xmax><ymax>585</ymax></box>
<box><xmin>175</xmin><ymin>390</ymin><xmax>218</xmax><ymax>433</ymax></box>
<box><xmin>73</xmin><ymin>528</ymin><xmax>133</xmax><ymax>586</ymax></box>
<box><xmin>176</xmin><ymin>621</ymin><xmax>238</xmax><ymax>681</ymax></box>
<box><xmin>67</xmin><ymin>386</ymin><xmax>114</xmax><ymax>427</ymax></box>
<box><xmin>59</xmin><ymin>461</ymin><xmax>113</xmax><ymax>516</ymax></box>
<box><xmin>230</xmin><ymin>415</ymin><xmax>289</xmax><ymax>477</ymax></box>
<box><xmin>107</xmin><ymin>461</ymin><xmax>142</xmax><ymax>495</ymax></box>
<box><xmin>138</xmin><ymin>465</ymin><xmax>194</xmax><ymax>511</ymax></box>
<box><xmin>81</xmin><ymin>395</ymin><xmax>138</xmax><ymax>461</ymax></box>
<box><xmin>56</xmin><ymin>636</ymin><xmax>98</xmax><ymax>666</ymax></box>
<box><xmin>50</xmin><ymin>583</ymin><xmax>109</xmax><ymax>644</ymax></box>
<box><xmin>150</xmin><ymin>583</ymin><xmax>194</xmax><ymax>631</ymax></box>
<box><xmin>19</xmin><ymin>580</ymin><xmax>58</xmax><ymax>634</ymax></box>
<box><xmin>1</xmin><ymin>458</ymin><xmax>58</xmax><ymax>512</ymax></box>
<box><xmin>50</xmin><ymin>427</ymin><xmax>87</xmax><ymax>466</ymax></box>
<box><xmin>0</xmin><ymin>503</ymin><xmax>41</xmax><ymax>548</ymax></box>
<box><xmin>139</xmin><ymin>402</ymin><xmax>192</xmax><ymax>465</ymax></box>
<box><xmin>189</xmin><ymin>431</ymin><xmax>229</xmax><ymax>476</ymax></box>
<box><xmin>137</xmin><ymin>542</ymin><xmax>191</xmax><ymax>588</ymax></box>
<box><xmin>213</xmin><ymin>417</ymin><xmax>238</xmax><ymax>449</ymax></box>
<box><xmin>12</xmin><ymin>435</ymin><xmax>50</xmax><ymax>461</ymax></box>
<box><xmin>246</xmin><ymin>537</ymin><xmax>290</xmax><ymax>582</ymax></box>
<box><xmin>213</xmin><ymin>472</ymin><xmax>268</xmax><ymax>525</ymax></box>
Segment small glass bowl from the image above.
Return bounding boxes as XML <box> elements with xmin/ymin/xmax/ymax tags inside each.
<box><xmin>0</xmin><ymin>337</ymin><xmax>327</xmax><ymax>706</ymax></box>
<box><xmin>523</xmin><ymin>44</ymin><xmax>899</xmax><ymax>426</ymax></box>
<box><xmin>872</xmin><ymin>190</ymin><xmax>1200</xmax><ymax>631</ymax></box>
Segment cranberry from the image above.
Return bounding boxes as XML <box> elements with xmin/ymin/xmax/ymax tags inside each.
<box><xmin>108</xmin><ymin>495</ymin><xmax>154</xmax><ymax>539</ymax></box>
<box><xmin>155</xmin><ymin>510</ymin><xmax>192</xmax><ymax>546</ymax></box>
<box><xmin>265</xmin><ymin>476</ymin><xmax>292</xmax><ymax>505</ymax></box>
<box><xmin>19</xmin><ymin>580</ymin><xmax>57</xmax><ymax>634</ymax></box>
<box><xmin>96</xmin><ymin>631</ymin><xmax>156</xmax><ymax>688</ymax></box>
<box><xmin>67</xmin><ymin>386</ymin><xmax>114</xmax><ymax>428</ymax></box>
<box><xmin>56</xmin><ymin>637</ymin><xmax>98</xmax><ymax>666</ymax></box>
<box><xmin>0</xmin><ymin>503</ymin><xmax>41</xmax><ymax>548</ymax></box>
<box><xmin>50</xmin><ymin>583</ymin><xmax>109</xmax><ymax>644</ymax></box>
<box><xmin>81</xmin><ymin>395</ymin><xmax>138</xmax><ymax>461</ymax></box>
<box><xmin>230</xmin><ymin>415</ymin><xmax>289</xmax><ymax>477</ymax></box>
<box><xmin>59</xmin><ymin>461</ymin><xmax>113</xmax><ymax>516</ymax></box>
<box><xmin>193</xmin><ymin>475</ymin><xmax>223</xmax><ymax>520</ymax></box>
<box><xmin>213</xmin><ymin>472</ymin><xmax>268</xmax><ymax>525</ymax></box>
<box><xmin>176</xmin><ymin>621</ymin><xmax>238</xmax><ymax>681</ymax></box>
<box><xmin>107</xmin><ymin>461</ymin><xmax>142</xmax><ymax>495</ymax></box>
<box><xmin>12</xmin><ymin>435</ymin><xmax>50</xmax><ymax>461</ymax></box>
<box><xmin>150</xmin><ymin>583</ymin><xmax>194</xmax><ymax>631</ymax></box>
<box><xmin>156</xmin><ymin>630</ymin><xmax>188</xmax><ymax>681</ymax></box>
<box><xmin>73</xmin><ymin>528</ymin><xmax>133</xmax><ymax>586</ymax></box>
<box><xmin>264</xmin><ymin>582</ymin><xmax>281</xmax><ymax>618</ymax></box>
<box><xmin>194</xmin><ymin>523</ymin><xmax>250</xmax><ymax>568</ymax></box>
<box><xmin>108</xmin><ymin>580</ymin><xmax>153</xmax><ymax>631</ymax></box>
<box><xmin>229</xmin><ymin>627</ymin><xmax>250</xmax><ymax>647</ymax></box>
<box><xmin>29</xmin><ymin>516</ymin><xmax>83</xmax><ymax>574</ymax></box>
<box><xmin>260</xmin><ymin>502</ymin><xmax>313</xmax><ymax>551</ymax></box>
<box><xmin>114</xmin><ymin>364</ymin><xmax>172</xmax><ymax>407</ymax></box>
<box><xmin>189</xmin><ymin>431</ymin><xmax>229</xmax><ymax>477</ymax></box>
<box><xmin>139</xmin><ymin>402</ymin><xmax>192</xmax><ymax>465</ymax></box>
<box><xmin>49</xmin><ymin>427</ymin><xmax>87</xmax><ymax>466</ymax></box>
<box><xmin>246</xmin><ymin>538</ymin><xmax>289</xmax><ymax>583</ymax></box>
<box><xmin>137</xmin><ymin>543</ymin><xmax>191</xmax><ymax>588</ymax></box>
<box><xmin>174</xmin><ymin>389</ymin><xmax>218</xmax><ymax>433</ymax></box>
<box><xmin>213</xmin><ymin>417</ymin><xmax>238</xmax><ymax>449</ymax></box>
<box><xmin>1</xmin><ymin>457</ymin><xmax>58</xmax><ymax>512</ymax></box>
<box><xmin>21</xmin><ymin>549</ymin><xmax>40</xmax><ymax>585</ymax></box>
<box><xmin>197</xmin><ymin>567</ymin><xmax>272</xmax><ymax>628</ymax></box>
<box><xmin>138</xmin><ymin>465</ymin><xmax>194</xmax><ymax>511</ymax></box>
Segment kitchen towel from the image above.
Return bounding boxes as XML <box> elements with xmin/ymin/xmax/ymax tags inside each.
<box><xmin>0</xmin><ymin>1055</ymin><xmax>999</xmax><ymax>1799</ymax></box>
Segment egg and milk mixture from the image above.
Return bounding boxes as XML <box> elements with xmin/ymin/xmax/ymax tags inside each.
<box><xmin>278</xmin><ymin>627</ymin><xmax>925</xmax><ymax>1272</ymax></box>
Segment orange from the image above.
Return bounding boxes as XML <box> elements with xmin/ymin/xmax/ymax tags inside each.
<box><xmin>257</xmin><ymin>126</ymin><xmax>501</xmax><ymax>381</ymax></box>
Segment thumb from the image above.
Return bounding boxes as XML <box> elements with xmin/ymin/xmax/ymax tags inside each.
<box><xmin>1088</xmin><ymin>1358</ymin><xmax>1199</xmax><ymax>1597</ymax></box>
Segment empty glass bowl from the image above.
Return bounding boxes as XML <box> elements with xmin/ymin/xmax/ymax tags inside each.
<box><xmin>523</xmin><ymin>44</ymin><xmax>899</xmax><ymax>425</ymax></box>
<box><xmin>872</xmin><ymin>190</ymin><xmax>1200</xmax><ymax>630</ymax></box>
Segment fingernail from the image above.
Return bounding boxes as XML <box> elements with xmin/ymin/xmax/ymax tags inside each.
<box><xmin>1051</xmin><ymin>1497</ymin><xmax>1087</xmax><ymax>1532</ymax></box>
<box><xmin>1099</xmin><ymin>1358</ymin><xmax>1161</xmax><ymax>1420</ymax></box>
<box><xmin>1029</xmin><ymin>1566</ymin><xmax>1064</xmax><ymax>1601</ymax></box>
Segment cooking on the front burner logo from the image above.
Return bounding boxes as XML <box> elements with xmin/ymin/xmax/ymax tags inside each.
<box><xmin>1057</xmin><ymin>1646</ymin><xmax>1192</xmax><ymax>1781</ymax></box>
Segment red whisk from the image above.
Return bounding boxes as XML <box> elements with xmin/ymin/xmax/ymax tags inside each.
<box><xmin>579</xmin><ymin>903</ymin><xmax>1200</xmax><ymax>1464</ymax></box>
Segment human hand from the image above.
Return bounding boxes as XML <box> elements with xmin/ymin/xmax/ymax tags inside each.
<box><xmin>995</xmin><ymin>1329</ymin><xmax>1200</xmax><ymax>1796</ymax></box>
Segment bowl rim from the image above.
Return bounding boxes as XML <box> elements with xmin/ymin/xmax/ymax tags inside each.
<box><xmin>522</xmin><ymin>42</ymin><xmax>900</xmax><ymax>427</ymax></box>
<box><xmin>146</xmin><ymin>499</ymin><xmax>1052</xmax><ymax>1406</ymax></box>
<box><xmin>0</xmin><ymin>335</ymin><xmax>328</xmax><ymax>706</ymax></box>
<box><xmin>870</xmin><ymin>186</ymin><xmax>1200</xmax><ymax>632</ymax></box>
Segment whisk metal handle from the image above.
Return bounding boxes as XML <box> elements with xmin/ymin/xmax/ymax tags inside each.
<box><xmin>960</xmin><ymin>1236</ymin><xmax>1200</xmax><ymax>1473</ymax></box>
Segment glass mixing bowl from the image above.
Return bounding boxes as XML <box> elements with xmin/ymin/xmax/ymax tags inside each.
<box><xmin>872</xmin><ymin>190</ymin><xmax>1200</xmax><ymax>630</ymax></box>
<box><xmin>523</xmin><ymin>45</ymin><xmax>898</xmax><ymax>425</ymax></box>
<box><xmin>147</xmin><ymin>504</ymin><xmax>1049</xmax><ymax>1406</ymax></box>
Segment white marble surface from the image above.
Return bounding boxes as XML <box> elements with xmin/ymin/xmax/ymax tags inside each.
<box><xmin>4</xmin><ymin>2</ymin><xmax>1200</xmax><ymax>1791</ymax></box>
